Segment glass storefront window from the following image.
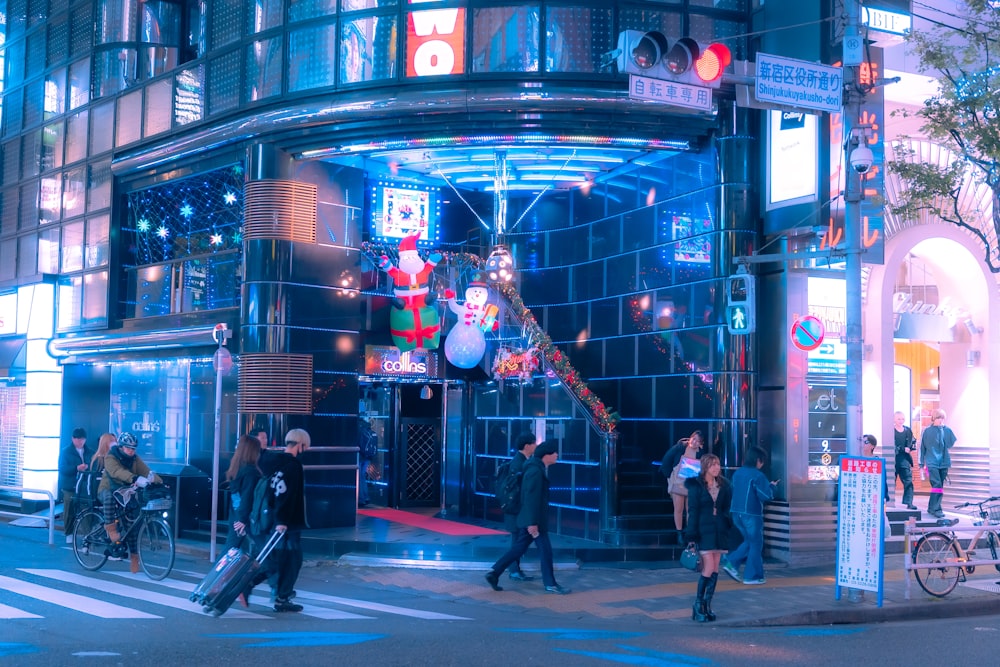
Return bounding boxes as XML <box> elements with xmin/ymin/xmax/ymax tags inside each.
<box><xmin>342</xmin><ymin>0</ymin><xmax>397</xmax><ymax>11</ymax></box>
<box><xmin>62</xmin><ymin>167</ymin><xmax>86</xmax><ymax>220</ymax></box>
<box><xmin>41</xmin><ymin>122</ymin><xmax>64</xmax><ymax>171</ymax></box>
<box><xmin>208</xmin><ymin>50</ymin><xmax>242</xmax><ymax>115</ymax></box>
<box><xmin>246</xmin><ymin>35</ymin><xmax>284</xmax><ymax>101</ymax></box>
<box><xmin>471</xmin><ymin>7</ymin><xmax>539</xmax><ymax>73</ymax></box>
<box><xmin>144</xmin><ymin>78</ymin><xmax>174</xmax><ymax>136</ymax></box>
<box><xmin>340</xmin><ymin>15</ymin><xmax>398</xmax><ymax>84</ymax></box>
<box><xmin>96</xmin><ymin>0</ymin><xmax>138</xmax><ymax>44</ymax></box>
<box><xmin>89</xmin><ymin>102</ymin><xmax>115</xmax><ymax>155</ymax></box>
<box><xmin>88</xmin><ymin>162</ymin><xmax>112</xmax><ymax>213</ymax></box>
<box><xmin>129</xmin><ymin>264</ymin><xmax>172</xmax><ymax>318</ymax></box>
<box><xmin>38</xmin><ymin>227</ymin><xmax>60</xmax><ymax>273</ymax></box>
<box><xmin>247</xmin><ymin>0</ymin><xmax>283</xmax><ymax>34</ymax></box>
<box><xmin>545</xmin><ymin>6</ymin><xmax>613</xmax><ymax>73</ymax></box>
<box><xmin>290</xmin><ymin>0</ymin><xmax>337</xmax><ymax>23</ymax></box>
<box><xmin>18</xmin><ymin>234</ymin><xmax>38</xmax><ymax>277</ymax></box>
<box><xmin>39</xmin><ymin>175</ymin><xmax>62</xmax><ymax>225</ymax></box>
<box><xmin>82</xmin><ymin>270</ymin><xmax>109</xmax><ymax>327</ymax></box>
<box><xmin>65</xmin><ymin>110</ymin><xmax>89</xmax><ymax>164</ymax></box>
<box><xmin>289</xmin><ymin>24</ymin><xmax>337</xmax><ymax>91</ymax></box>
<box><xmin>116</xmin><ymin>89</ymin><xmax>144</xmax><ymax>146</ymax></box>
<box><xmin>111</xmin><ymin>359</ymin><xmax>191</xmax><ymax>463</ymax></box>
<box><xmin>211</xmin><ymin>0</ymin><xmax>243</xmax><ymax>50</ymax></box>
<box><xmin>86</xmin><ymin>214</ymin><xmax>110</xmax><ymax>268</ymax></box>
<box><xmin>68</xmin><ymin>58</ymin><xmax>91</xmax><ymax>110</ymax></box>
<box><xmin>0</xmin><ymin>240</ymin><xmax>16</xmax><ymax>282</ymax></box>
<box><xmin>175</xmin><ymin>66</ymin><xmax>205</xmax><ymax>125</ymax></box>
<box><xmin>61</xmin><ymin>220</ymin><xmax>85</xmax><ymax>272</ymax></box>
<box><xmin>19</xmin><ymin>181</ymin><xmax>39</xmax><ymax>230</ymax></box>
<box><xmin>1</xmin><ymin>188</ymin><xmax>18</xmax><ymax>237</ymax></box>
<box><xmin>618</xmin><ymin>8</ymin><xmax>682</xmax><ymax>37</ymax></box>
<box><xmin>44</xmin><ymin>68</ymin><xmax>66</xmax><ymax>119</ymax></box>
<box><xmin>58</xmin><ymin>275</ymin><xmax>83</xmax><ymax>329</ymax></box>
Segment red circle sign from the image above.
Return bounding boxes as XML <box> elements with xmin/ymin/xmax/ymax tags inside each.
<box><xmin>790</xmin><ymin>315</ymin><xmax>825</xmax><ymax>351</ymax></box>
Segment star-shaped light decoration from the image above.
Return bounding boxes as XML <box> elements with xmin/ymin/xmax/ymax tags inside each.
<box><xmin>233</xmin><ymin>231</ymin><xmax>242</xmax><ymax>243</ymax></box>
<box><xmin>180</xmin><ymin>203</ymin><xmax>194</xmax><ymax>218</ymax></box>
<box><xmin>210</xmin><ymin>233</ymin><xmax>224</xmax><ymax>246</ymax></box>
<box><xmin>156</xmin><ymin>226</ymin><xmax>169</xmax><ymax>239</ymax></box>
<box><xmin>223</xmin><ymin>192</ymin><xmax>237</xmax><ymax>205</ymax></box>
<box><xmin>137</xmin><ymin>218</ymin><xmax>151</xmax><ymax>232</ymax></box>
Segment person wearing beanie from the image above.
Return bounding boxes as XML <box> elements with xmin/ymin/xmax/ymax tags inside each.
<box><xmin>484</xmin><ymin>440</ymin><xmax>571</xmax><ymax>595</ymax></box>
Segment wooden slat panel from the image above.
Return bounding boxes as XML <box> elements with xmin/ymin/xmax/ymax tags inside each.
<box><xmin>238</xmin><ymin>353</ymin><xmax>314</xmax><ymax>414</ymax></box>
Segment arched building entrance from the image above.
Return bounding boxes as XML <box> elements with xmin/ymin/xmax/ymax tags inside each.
<box><xmin>864</xmin><ymin>223</ymin><xmax>999</xmax><ymax>506</ymax></box>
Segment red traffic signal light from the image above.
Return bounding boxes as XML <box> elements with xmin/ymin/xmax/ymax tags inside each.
<box><xmin>616</xmin><ymin>31</ymin><xmax>731</xmax><ymax>89</ymax></box>
<box><xmin>693</xmin><ymin>43</ymin><xmax>732</xmax><ymax>84</ymax></box>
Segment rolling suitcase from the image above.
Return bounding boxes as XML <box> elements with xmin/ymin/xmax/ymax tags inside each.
<box><xmin>193</xmin><ymin>530</ymin><xmax>283</xmax><ymax>617</ymax></box>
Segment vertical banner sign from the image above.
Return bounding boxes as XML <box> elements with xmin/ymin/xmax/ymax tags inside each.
<box><xmin>406</xmin><ymin>4</ymin><xmax>466</xmax><ymax>77</ymax></box>
<box><xmin>836</xmin><ymin>456</ymin><xmax>885</xmax><ymax>605</ymax></box>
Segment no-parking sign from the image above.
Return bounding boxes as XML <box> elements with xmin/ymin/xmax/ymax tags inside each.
<box><xmin>790</xmin><ymin>315</ymin><xmax>825</xmax><ymax>351</ymax></box>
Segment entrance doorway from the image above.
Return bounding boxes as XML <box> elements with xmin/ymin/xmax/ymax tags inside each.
<box><xmin>359</xmin><ymin>381</ymin><xmax>442</xmax><ymax>509</ymax></box>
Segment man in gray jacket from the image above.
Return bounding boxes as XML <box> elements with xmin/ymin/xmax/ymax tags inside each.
<box><xmin>920</xmin><ymin>409</ymin><xmax>957</xmax><ymax>521</ymax></box>
<box><xmin>722</xmin><ymin>446</ymin><xmax>777</xmax><ymax>585</ymax></box>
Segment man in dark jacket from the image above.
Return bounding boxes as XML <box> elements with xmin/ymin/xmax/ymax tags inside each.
<box><xmin>503</xmin><ymin>433</ymin><xmax>537</xmax><ymax>581</ymax></box>
<box><xmin>484</xmin><ymin>440</ymin><xmax>570</xmax><ymax>595</ymax></box>
<box><xmin>58</xmin><ymin>428</ymin><xmax>94</xmax><ymax>543</ymax></box>
<box><xmin>721</xmin><ymin>446</ymin><xmax>776</xmax><ymax>585</ymax></box>
<box><xmin>243</xmin><ymin>428</ymin><xmax>309</xmax><ymax>612</ymax></box>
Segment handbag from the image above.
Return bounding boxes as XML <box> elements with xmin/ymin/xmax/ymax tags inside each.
<box><xmin>679</xmin><ymin>544</ymin><xmax>702</xmax><ymax>571</ymax></box>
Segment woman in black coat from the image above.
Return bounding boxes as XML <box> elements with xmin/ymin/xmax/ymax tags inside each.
<box><xmin>223</xmin><ymin>435</ymin><xmax>262</xmax><ymax>552</ymax></box>
<box><xmin>683</xmin><ymin>453</ymin><xmax>732</xmax><ymax>622</ymax></box>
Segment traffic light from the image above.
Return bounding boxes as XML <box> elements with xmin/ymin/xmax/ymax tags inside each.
<box><xmin>615</xmin><ymin>31</ymin><xmax>732</xmax><ymax>88</ymax></box>
<box><xmin>726</xmin><ymin>270</ymin><xmax>755</xmax><ymax>335</ymax></box>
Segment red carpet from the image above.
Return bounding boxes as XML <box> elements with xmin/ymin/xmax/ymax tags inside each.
<box><xmin>357</xmin><ymin>508</ymin><xmax>506</xmax><ymax>536</ymax></box>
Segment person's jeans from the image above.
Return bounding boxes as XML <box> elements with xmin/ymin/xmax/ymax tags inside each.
<box><xmin>927</xmin><ymin>466</ymin><xmax>949</xmax><ymax>516</ymax></box>
<box><xmin>728</xmin><ymin>512</ymin><xmax>765</xmax><ymax>581</ymax></box>
<box><xmin>896</xmin><ymin>463</ymin><xmax>914</xmax><ymax>506</ymax></box>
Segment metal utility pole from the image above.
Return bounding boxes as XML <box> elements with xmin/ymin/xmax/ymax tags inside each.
<box><xmin>843</xmin><ymin>0</ymin><xmax>865</xmax><ymax>457</ymax></box>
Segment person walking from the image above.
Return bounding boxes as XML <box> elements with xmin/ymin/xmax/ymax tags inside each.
<box><xmin>357</xmin><ymin>419</ymin><xmax>378</xmax><ymax>507</ymax></box>
<box><xmin>503</xmin><ymin>432</ymin><xmax>537</xmax><ymax>582</ymax></box>
<box><xmin>58</xmin><ymin>428</ymin><xmax>95</xmax><ymax>543</ymax></box>
<box><xmin>661</xmin><ymin>430</ymin><xmax>705</xmax><ymax>531</ymax></box>
<box><xmin>251</xmin><ymin>427</ymin><xmax>269</xmax><ymax>450</ymax></box>
<box><xmin>893</xmin><ymin>411</ymin><xmax>918</xmax><ymax>511</ymax></box>
<box><xmin>721</xmin><ymin>446</ymin><xmax>776</xmax><ymax>586</ymax></box>
<box><xmin>484</xmin><ymin>440</ymin><xmax>571</xmax><ymax>595</ymax></box>
<box><xmin>241</xmin><ymin>428</ymin><xmax>310</xmax><ymax>612</ymax></box>
<box><xmin>920</xmin><ymin>409</ymin><xmax>957</xmax><ymax>521</ymax></box>
<box><xmin>223</xmin><ymin>435</ymin><xmax>262</xmax><ymax>552</ymax></box>
<box><xmin>684</xmin><ymin>453</ymin><xmax>732</xmax><ymax>622</ymax></box>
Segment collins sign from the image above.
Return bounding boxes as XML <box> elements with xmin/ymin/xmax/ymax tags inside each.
<box><xmin>365</xmin><ymin>345</ymin><xmax>439</xmax><ymax>378</ymax></box>
<box><xmin>407</xmin><ymin>6</ymin><xmax>466</xmax><ymax>77</ymax></box>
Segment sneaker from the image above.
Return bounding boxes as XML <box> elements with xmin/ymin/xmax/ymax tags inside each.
<box><xmin>721</xmin><ymin>559</ymin><xmax>740</xmax><ymax>582</ymax></box>
<box><xmin>508</xmin><ymin>571</ymin><xmax>534</xmax><ymax>582</ymax></box>
<box><xmin>104</xmin><ymin>548</ymin><xmax>123</xmax><ymax>562</ymax></box>
<box><xmin>273</xmin><ymin>599</ymin><xmax>303</xmax><ymax>613</ymax></box>
<box><xmin>906</xmin><ymin>505</ymin><xmax>919</xmax><ymax>511</ymax></box>
<box><xmin>544</xmin><ymin>585</ymin><xmax>572</xmax><ymax>595</ymax></box>
<box><xmin>742</xmin><ymin>578</ymin><xmax>767</xmax><ymax>585</ymax></box>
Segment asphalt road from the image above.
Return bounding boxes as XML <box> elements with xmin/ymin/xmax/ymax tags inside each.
<box><xmin>2</xmin><ymin>526</ymin><xmax>999</xmax><ymax>666</ymax></box>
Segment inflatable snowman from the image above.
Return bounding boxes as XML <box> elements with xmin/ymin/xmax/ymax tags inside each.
<box><xmin>445</xmin><ymin>277</ymin><xmax>490</xmax><ymax>368</ymax></box>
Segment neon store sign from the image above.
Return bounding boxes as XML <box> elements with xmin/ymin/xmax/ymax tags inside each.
<box><xmin>365</xmin><ymin>345</ymin><xmax>438</xmax><ymax>377</ymax></box>
<box><xmin>407</xmin><ymin>3</ymin><xmax>466</xmax><ymax>77</ymax></box>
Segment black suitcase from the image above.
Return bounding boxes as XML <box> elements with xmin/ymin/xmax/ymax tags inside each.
<box><xmin>193</xmin><ymin>531</ymin><xmax>283</xmax><ymax>617</ymax></box>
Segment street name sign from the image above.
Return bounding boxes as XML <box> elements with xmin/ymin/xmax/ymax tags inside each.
<box><xmin>755</xmin><ymin>53</ymin><xmax>843</xmax><ymax>114</ymax></box>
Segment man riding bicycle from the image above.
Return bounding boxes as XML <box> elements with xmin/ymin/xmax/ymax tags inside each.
<box><xmin>98</xmin><ymin>432</ymin><xmax>162</xmax><ymax>572</ymax></box>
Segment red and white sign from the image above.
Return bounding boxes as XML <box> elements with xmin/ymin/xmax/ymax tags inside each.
<box><xmin>406</xmin><ymin>6</ymin><xmax>466</xmax><ymax>77</ymax></box>
<box><xmin>790</xmin><ymin>315</ymin><xmax>825</xmax><ymax>351</ymax></box>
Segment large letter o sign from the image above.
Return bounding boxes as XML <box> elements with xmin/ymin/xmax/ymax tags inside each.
<box><xmin>413</xmin><ymin>40</ymin><xmax>455</xmax><ymax>76</ymax></box>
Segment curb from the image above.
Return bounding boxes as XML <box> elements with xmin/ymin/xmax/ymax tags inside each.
<box><xmin>722</xmin><ymin>595</ymin><xmax>1000</xmax><ymax>627</ymax></box>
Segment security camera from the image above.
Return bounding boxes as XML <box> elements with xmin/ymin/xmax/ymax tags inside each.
<box><xmin>850</xmin><ymin>145</ymin><xmax>874</xmax><ymax>174</ymax></box>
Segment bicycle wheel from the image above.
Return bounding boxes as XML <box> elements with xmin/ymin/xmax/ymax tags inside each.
<box><xmin>989</xmin><ymin>532</ymin><xmax>1000</xmax><ymax>574</ymax></box>
<box><xmin>913</xmin><ymin>532</ymin><xmax>961</xmax><ymax>597</ymax></box>
<box><xmin>72</xmin><ymin>509</ymin><xmax>109</xmax><ymax>571</ymax></box>
<box><xmin>137</xmin><ymin>518</ymin><xmax>175</xmax><ymax>580</ymax></box>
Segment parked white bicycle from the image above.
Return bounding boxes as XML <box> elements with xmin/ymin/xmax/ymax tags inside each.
<box><xmin>911</xmin><ymin>495</ymin><xmax>1000</xmax><ymax>597</ymax></box>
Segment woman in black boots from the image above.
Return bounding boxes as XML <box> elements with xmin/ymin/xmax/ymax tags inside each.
<box><xmin>683</xmin><ymin>453</ymin><xmax>732</xmax><ymax>622</ymax></box>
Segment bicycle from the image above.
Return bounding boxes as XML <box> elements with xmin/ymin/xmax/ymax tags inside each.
<box><xmin>72</xmin><ymin>484</ymin><xmax>175</xmax><ymax>581</ymax></box>
<box><xmin>911</xmin><ymin>495</ymin><xmax>1000</xmax><ymax>597</ymax></box>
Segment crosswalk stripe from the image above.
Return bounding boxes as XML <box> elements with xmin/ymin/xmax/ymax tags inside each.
<box><xmin>20</xmin><ymin>569</ymin><xmax>270</xmax><ymax>619</ymax></box>
<box><xmin>0</xmin><ymin>574</ymin><xmax>159</xmax><ymax>619</ymax></box>
<box><xmin>0</xmin><ymin>601</ymin><xmax>43</xmax><ymax>619</ymax></box>
<box><xmin>105</xmin><ymin>572</ymin><xmax>374</xmax><ymax>620</ymax></box>
<box><xmin>295</xmin><ymin>590</ymin><xmax>472</xmax><ymax>620</ymax></box>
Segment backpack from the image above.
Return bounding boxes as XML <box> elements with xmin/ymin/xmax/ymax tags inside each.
<box><xmin>494</xmin><ymin>461</ymin><xmax>523</xmax><ymax>515</ymax></box>
<box><xmin>249</xmin><ymin>474</ymin><xmax>275</xmax><ymax>536</ymax></box>
<box><xmin>74</xmin><ymin>463</ymin><xmax>102</xmax><ymax>501</ymax></box>
<box><xmin>359</xmin><ymin>428</ymin><xmax>378</xmax><ymax>460</ymax></box>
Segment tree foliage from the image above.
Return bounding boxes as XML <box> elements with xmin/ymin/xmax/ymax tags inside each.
<box><xmin>889</xmin><ymin>0</ymin><xmax>1000</xmax><ymax>270</ymax></box>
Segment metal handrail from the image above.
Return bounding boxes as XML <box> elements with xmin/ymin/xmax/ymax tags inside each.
<box><xmin>0</xmin><ymin>485</ymin><xmax>56</xmax><ymax>545</ymax></box>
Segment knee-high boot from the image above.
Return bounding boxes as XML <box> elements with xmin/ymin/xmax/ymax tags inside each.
<box><xmin>692</xmin><ymin>576</ymin><xmax>708</xmax><ymax>622</ymax></box>
<box><xmin>703</xmin><ymin>572</ymin><xmax>718</xmax><ymax>622</ymax></box>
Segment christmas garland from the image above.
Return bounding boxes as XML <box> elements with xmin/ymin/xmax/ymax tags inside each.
<box><xmin>359</xmin><ymin>245</ymin><xmax>619</xmax><ymax>432</ymax></box>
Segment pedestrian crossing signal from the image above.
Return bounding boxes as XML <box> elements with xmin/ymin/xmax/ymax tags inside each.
<box><xmin>726</xmin><ymin>272</ymin><xmax>755</xmax><ymax>334</ymax></box>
